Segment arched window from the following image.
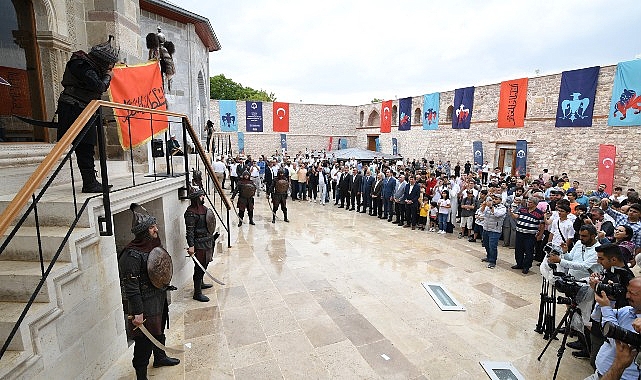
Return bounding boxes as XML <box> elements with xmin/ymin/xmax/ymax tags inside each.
<box><xmin>392</xmin><ymin>105</ymin><xmax>398</xmax><ymax>126</ymax></box>
<box><xmin>446</xmin><ymin>105</ymin><xmax>454</xmax><ymax>123</ymax></box>
<box><xmin>414</xmin><ymin>108</ymin><xmax>421</xmax><ymax>124</ymax></box>
<box><xmin>367</xmin><ymin>110</ymin><xmax>380</xmax><ymax>126</ymax></box>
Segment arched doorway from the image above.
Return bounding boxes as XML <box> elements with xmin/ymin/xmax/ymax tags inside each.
<box><xmin>0</xmin><ymin>0</ymin><xmax>47</xmax><ymax>142</ymax></box>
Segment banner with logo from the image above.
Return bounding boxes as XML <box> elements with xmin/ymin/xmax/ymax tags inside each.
<box><xmin>380</xmin><ymin>100</ymin><xmax>392</xmax><ymax>133</ymax></box>
<box><xmin>422</xmin><ymin>93</ymin><xmax>439</xmax><ymax>130</ymax></box>
<box><xmin>108</xmin><ymin>62</ymin><xmax>168</xmax><ymax>149</ymax></box>
<box><xmin>472</xmin><ymin>140</ymin><xmax>483</xmax><ymax>168</ymax></box>
<box><xmin>375</xmin><ymin>137</ymin><xmax>381</xmax><ymax>152</ymax></box>
<box><xmin>219</xmin><ymin>100</ymin><xmax>238</xmax><ymax>132</ymax></box>
<box><xmin>498</xmin><ymin>78</ymin><xmax>528</xmax><ymax>128</ymax></box>
<box><xmin>340</xmin><ymin>138</ymin><xmax>348</xmax><ymax>150</ymax></box>
<box><xmin>273</xmin><ymin>102</ymin><xmax>289</xmax><ymax>132</ymax></box>
<box><xmin>328</xmin><ymin>136</ymin><xmax>333</xmax><ymax>151</ymax></box>
<box><xmin>237</xmin><ymin>132</ymin><xmax>245</xmax><ymax>154</ymax></box>
<box><xmin>245</xmin><ymin>101</ymin><xmax>263</xmax><ymax>132</ymax></box>
<box><xmin>392</xmin><ymin>138</ymin><xmax>398</xmax><ymax>155</ymax></box>
<box><xmin>608</xmin><ymin>60</ymin><xmax>641</xmax><ymax>127</ymax></box>
<box><xmin>279</xmin><ymin>133</ymin><xmax>287</xmax><ymax>151</ymax></box>
<box><xmin>452</xmin><ymin>87</ymin><xmax>475</xmax><ymax>129</ymax></box>
<box><xmin>515</xmin><ymin>140</ymin><xmax>528</xmax><ymax>176</ymax></box>
<box><xmin>598</xmin><ymin>144</ymin><xmax>616</xmax><ymax>192</ymax></box>
<box><xmin>398</xmin><ymin>97</ymin><xmax>412</xmax><ymax>131</ymax></box>
<box><xmin>555</xmin><ymin>66</ymin><xmax>599</xmax><ymax>127</ymax></box>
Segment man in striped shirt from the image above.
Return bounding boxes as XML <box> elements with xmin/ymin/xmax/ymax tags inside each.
<box><xmin>509</xmin><ymin>195</ymin><xmax>545</xmax><ymax>274</ymax></box>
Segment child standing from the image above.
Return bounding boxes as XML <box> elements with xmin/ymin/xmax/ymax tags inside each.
<box><xmin>419</xmin><ymin>195</ymin><xmax>429</xmax><ymax>231</ymax></box>
<box><xmin>429</xmin><ymin>201</ymin><xmax>439</xmax><ymax>232</ymax></box>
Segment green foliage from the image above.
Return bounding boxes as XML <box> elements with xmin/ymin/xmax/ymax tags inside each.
<box><xmin>371</xmin><ymin>98</ymin><xmax>383</xmax><ymax>104</ymax></box>
<box><xmin>210</xmin><ymin>74</ymin><xmax>276</xmax><ymax>102</ymax></box>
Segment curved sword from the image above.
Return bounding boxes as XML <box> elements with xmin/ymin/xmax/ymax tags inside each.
<box><xmin>130</xmin><ymin>318</ymin><xmax>184</xmax><ymax>354</ymax></box>
<box><xmin>186</xmin><ymin>250</ymin><xmax>225</xmax><ymax>285</ymax></box>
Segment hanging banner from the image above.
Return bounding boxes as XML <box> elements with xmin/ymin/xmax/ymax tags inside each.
<box><xmin>108</xmin><ymin>62</ymin><xmax>168</xmax><ymax>149</ymax></box>
<box><xmin>375</xmin><ymin>137</ymin><xmax>381</xmax><ymax>152</ymax></box>
<box><xmin>280</xmin><ymin>133</ymin><xmax>287</xmax><ymax>151</ymax></box>
<box><xmin>498</xmin><ymin>78</ymin><xmax>528</xmax><ymax>128</ymax></box>
<box><xmin>608</xmin><ymin>60</ymin><xmax>641</xmax><ymax>126</ymax></box>
<box><xmin>398</xmin><ymin>97</ymin><xmax>412</xmax><ymax>131</ymax></box>
<box><xmin>328</xmin><ymin>136</ymin><xmax>333</xmax><ymax>151</ymax></box>
<box><xmin>515</xmin><ymin>140</ymin><xmax>528</xmax><ymax>176</ymax></box>
<box><xmin>237</xmin><ymin>132</ymin><xmax>245</xmax><ymax>154</ymax></box>
<box><xmin>273</xmin><ymin>102</ymin><xmax>289</xmax><ymax>132</ymax></box>
<box><xmin>555</xmin><ymin>66</ymin><xmax>599</xmax><ymax>127</ymax></box>
<box><xmin>598</xmin><ymin>144</ymin><xmax>616</xmax><ymax>192</ymax></box>
<box><xmin>392</xmin><ymin>138</ymin><xmax>398</xmax><ymax>155</ymax></box>
<box><xmin>452</xmin><ymin>87</ymin><xmax>475</xmax><ymax>129</ymax></box>
<box><xmin>380</xmin><ymin>100</ymin><xmax>392</xmax><ymax>133</ymax></box>
<box><xmin>340</xmin><ymin>138</ymin><xmax>348</xmax><ymax>150</ymax></box>
<box><xmin>219</xmin><ymin>100</ymin><xmax>238</xmax><ymax>132</ymax></box>
<box><xmin>245</xmin><ymin>101</ymin><xmax>263</xmax><ymax>132</ymax></box>
<box><xmin>422</xmin><ymin>93</ymin><xmax>439</xmax><ymax>130</ymax></box>
<box><xmin>472</xmin><ymin>141</ymin><xmax>483</xmax><ymax>168</ymax></box>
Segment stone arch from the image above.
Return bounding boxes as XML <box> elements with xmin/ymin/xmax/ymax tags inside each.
<box><xmin>359</xmin><ymin>110</ymin><xmax>364</xmax><ymax>127</ymax></box>
<box><xmin>446</xmin><ymin>105</ymin><xmax>454</xmax><ymax>123</ymax></box>
<box><xmin>367</xmin><ymin>110</ymin><xmax>380</xmax><ymax>126</ymax></box>
<box><xmin>392</xmin><ymin>105</ymin><xmax>398</xmax><ymax>126</ymax></box>
<box><xmin>414</xmin><ymin>107</ymin><xmax>421</xmax><ymax>124</ymax></box>
<box><xmin>31</xmin><ymin>0</ymin><xmax>57</xmax><ymax>34</ymax></box>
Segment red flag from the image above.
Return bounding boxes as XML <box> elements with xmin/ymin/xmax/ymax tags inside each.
<box><xmin>273</xmin><ymin>102</ymin><xmax>289</xmax><ymax>132</ymax></box>
<box><xmin>498</xmin><ymin>78</ymin><xmax>528</xmax><ymax>128</ymax></box>
<box><xmin>380</xmin><ymin>100</ymin><xmax>392</xmax><ymax>133</ymax></box>
<box><xmin>328</xmin><ymin>136</ymin><xmax>333</xmax><ymax>151</ymax></box>
<box><xmin>597</xmin><ymin>144</ymin><xmax>616</xmax><ymax>192</ymax></box>
<box><xmin>108</xmin><ymin>62</ymin><xmax>168</xmax><ymax>148</ymax></box>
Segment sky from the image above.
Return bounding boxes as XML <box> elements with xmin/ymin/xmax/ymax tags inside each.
<box><xmin>173</xmin><ymin>0</ymin><xmax>641</xmax><ymax>106</ymax></box>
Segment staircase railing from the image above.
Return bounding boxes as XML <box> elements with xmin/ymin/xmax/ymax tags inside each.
<box><xmin>0</xmin><ymin>100</ymin><xmax>231</xmax><ymax>359</ymax></box>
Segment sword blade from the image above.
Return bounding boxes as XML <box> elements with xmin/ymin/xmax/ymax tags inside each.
<box><xmin>137</xmin><ymin>323</ymin><xmax>184</xmax><ymax>354</ymax></box>
<box><xmin>189</xmin><ymin>254</ymin><xmax>225</xmax><ymax>285</ymax></box>
<box><xmin>13</xmin><ymin>115</ymin><xmax>59</xmax><ymax>128</ymax></box>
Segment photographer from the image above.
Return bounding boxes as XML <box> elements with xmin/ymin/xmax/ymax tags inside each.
<box><xmin>587</xmin><ymin>277</ymin><xmax>641</xmax><ymax>380</ymax></box>
<box><xmin>548</xmin><ymin>225</ymin><xmax>601</xmax><ymax>280</ymax></box>
<box><xmin>587</xmin><ymin>244</ymin><xmax>635</xmax><ymax>367</ymax></box>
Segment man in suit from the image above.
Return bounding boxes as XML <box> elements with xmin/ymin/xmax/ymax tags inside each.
<box><xmin>403</xmin><ymin>175</ymin><xmax>421</xmax><ymax>229</ymax></box>
<box><xmin>393</xmin><ymin>175</ymin><xmax>407</xmax><ymax>225</ymax></box>
<box><xmin>371</xmin><ymin>172</ymin><xmax>384</xmax><ymax>217</ymax></box>
<box><xmin>382</xmin><ymin>170</ymin><xmax>397</xmax><ymax>221</ymax></box>
<box><xmin>350</xmin><ymin>168</ymin><xmax>363</xmax><ymax>211</ymax></box>
<box><xmin>361</xmin><ymin>169</ymin><xmax>375</xmax><ymax>214</ymax></box>
<box><xmin>338</xmin><ymin>166</ymin><xmax>352</xmax><ymax>209</ymax></box>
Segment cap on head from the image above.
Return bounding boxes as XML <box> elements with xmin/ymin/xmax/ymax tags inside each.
<box><xmin>187</xmin><ymin>186</ymin><xmax>205</xmax><ymax>199</ymax></box>
<box><xmin>130</xmin><ymin>203</ymin><xmax>156</xmax><ymax>235</ymax></box>
<box><xmin>89</xmin><ymin>35</ymin><xmax>119</xmax><ymax>66</ymax></box>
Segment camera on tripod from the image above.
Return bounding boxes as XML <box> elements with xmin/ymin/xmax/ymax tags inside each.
<box><xmin>554</xmin><ymin>274</ymin><xmax>582</xmax><ymax>305</ymax></box>
<box><xmin>603</xmin><ymin>321</ymin><xmax>641</xmax><ymax>347</ymax></box>
<box><xmin>543</xmin><ymin>242</ymin><xmax>564</xmax><ymax>272</ymax></box>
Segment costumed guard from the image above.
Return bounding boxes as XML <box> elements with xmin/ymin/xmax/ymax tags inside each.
<box><xmin>56</xmin><ymin>35</ymin><xmax>118</xmax><ymax>193</ymax></box>
<box><xmin>146</xmin><ymin>27</ymin><xmax>176</xmax><ymax>89</ymax></box>
<box><xmin>231</xmin><ymin>170</ymin><xmax>257</xmax><ymax>226</ymax></box>
<box><xmin>272</xmin><ymin>169</ymin><xmax>290</xmax><ymax>223</ymax></box>
<box><xmin>118</xmin><ymin>203</ymin><xmax>179</xmax><ymax>380</ymax></box>
<box><xmin>184</xmin><ymin>186</ymin><xmax>219</xmax><ymax>302</ymax></box>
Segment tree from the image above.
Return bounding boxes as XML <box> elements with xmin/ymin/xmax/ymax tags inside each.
<box><xmin>371</xmin><ymin>98</ymin><xmax>383</xmax><ymax>104</ymax></box>
<box><xmin>210</xmin><ymin>74</ymin><xmax>276</xmax><ymax>101</ymax></box>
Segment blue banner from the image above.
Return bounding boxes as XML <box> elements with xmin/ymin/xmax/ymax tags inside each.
<box><xmin>280</xmin><ymin>133</ymin><xmax>287</xmax><ymax>151</ymax></box>
<box><xmin>375</xmin><ymin>137</ymin><xmax>381</xmax><ymax>152</ymax></box>
<box><xmin>422</xmin><ymin>93</ymin><xmax>439</xmax><ymax>130</ymax></box>
<box><xmin>472</xmin><ymin>140</ymin><xmax>483</xmax><ymax>168</ymax></box>
<box><xmin>339</xmin><ymin>138</ymin><xmax>348</xmax><ymax>149</ymax></box>
<box><xmin>398</xmin><ymin>97</ymin><xmax>412</xmax><ymax>131</ymax></box>
<box><xmin>608</xmin><ymin>60</ymin><xmax>641</xmax><ymax>127</ymax></box>
<box><xmin>515</xmin><ymin>140</ymin><xmax>527</xmax><ymax>176</ymax></box>
<box><xmin>245</xmin><ymin>101</ymin><xmax>263</xmax><ymax>132</ymax></box>
<box><xmin>237</xmin><ymin>132</ymin><xmax>245</xmax><ymax>154</ymax></box>
<box><xmin>392</xmin><ymin>138</ymin><xmax>398</xmax><ymax>155</ymax></box>
<box><xmin>452</xmin><ymin>87</ymin><xmax>474</xmax><ymax>129</ymax></box>
<box><xmin>555</xmin><ymin>66</ymin><xmax>599</xmax><ymax>127</ymax></box>
<box><xmin>219</xmin><ymin>100</ymin><xmax>238</xmax><ymax>132</ymax></box>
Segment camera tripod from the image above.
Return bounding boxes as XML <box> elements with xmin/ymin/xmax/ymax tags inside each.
<box><xmin>537</xmin><ymin>297</ymin><xmax>582</xmax><ymax>380</ymax></box>
<box><xmin>535</xmin><ymin>277</ymin><xmax>557</xmax><ymax>340</ymax></box>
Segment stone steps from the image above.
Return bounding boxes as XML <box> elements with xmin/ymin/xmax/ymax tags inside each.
<box><xmin>0</xmin><ymin>226</ymin><xmax>92</xmax><ymax>262</ymax></box>
<box><xmin>0</xmin><ymin>260</ymin><xmax>71</xmax><ymax>303</ymax></box>
<box><xmin>0</xmin><ymin>302</ymin><xmax>50</xmax><ymax>351</ymax></box>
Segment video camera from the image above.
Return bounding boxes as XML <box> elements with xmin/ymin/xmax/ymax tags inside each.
<box><xmin>603</xmin><ymin>321</ymin><xmax>641</xmax><ymax>348</ymax></box>
<box><xmin>595</xmin><ymin>281</ymin><xmax>627</xmax><ymax>300</ymax></box>
<box><xmin>543</xmin><ymin>242</ymin><xmax>564</xmax><ymax>272</ymax></box>
<box><xmin>553</xmin><ymin>274</ymin><xmax>583</xmax><ymax>304</ymax></box>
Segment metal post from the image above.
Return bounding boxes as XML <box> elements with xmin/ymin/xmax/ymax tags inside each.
<box><xmin>96</xmin><ymin>107</ymin><xmax>113</xmax><ymax>236</ymax></box>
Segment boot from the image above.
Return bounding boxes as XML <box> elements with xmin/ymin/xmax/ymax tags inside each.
<box><xmin>248</xmin><ymin>210</ymin><xmax>255</xmax><ymax>225</ymax></box>
<box><xmin>193</xmin><ymin>278</ymin><xmax>209</xmax><ymax>302</ymax></box>
<box><xmin>152</xmin><ymin>334</ymin><xmax>180</xmax><ymax>367</ymax></box>
<box><xmin>272</xmin><ymin>215</ymin><xmax>275</xmax><ymax>223</ymax></box>
<box><xmin>283</xmin><ymin>209</ymin><xmax>289</xmax><ymax>223</ymax></box>
<box><xmin>135</xmin><ymin>367</ymin><xmax>148</xmax><ymax>380</ymax></box>
<box><xmin>201</xmin><ymin>280</ymin><xmax>213</xmax><ymax>289</ymax></box>
<box><xmin>237</xmin><ymin>219</ymin><xmax>243</xmax><ymax>227</ymax></box>
<box><xmin>79</xmin><ymin>169</ymin><xmax>104</xmax><ymax>193</ymax></box>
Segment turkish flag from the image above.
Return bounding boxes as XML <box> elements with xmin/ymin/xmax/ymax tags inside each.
<box><xmin>380</xmin><ymin>100</ymin><xmax>392</xmax><ymax>133</ymax></box>
<box><xmin>597</xmin><ymin>144</ymin><xmax>616</xmax><ymax>192</ymax></box>
<box><xmin>328</xmin><ymin>136</ymin><xmax>333</xmax><ymax>151</ymax></box>
<box><xmin>273</xmin><ymin>102</ymin><xmax>289</xmax><ymax>132</ymax></box>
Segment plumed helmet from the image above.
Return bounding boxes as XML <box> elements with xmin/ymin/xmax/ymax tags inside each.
<box><xmin>242</xmin><ymin>170</ymin><xmax>250</xmax><ymax>178</ymax></box>
<box><xmin>89</xmin><ymin>35</ymin><xmax>119</xmax><ymax>66</ymax></box>
<box><xmin>130</xmin><ymin>203</ymin><xmax>157</xmax><ymax>236</ymax></box>
<box><xmin>188</xmin><ymin>185</ymin><xmax>205</xmax><ymax>199</ymax></box>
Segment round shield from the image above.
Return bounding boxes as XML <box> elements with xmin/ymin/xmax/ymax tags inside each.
<box><xmin>206</xmin><ymin>207</ymin><xmax>216</xmax><ymax>234</ymax></box>
<box><xmin>147</xmin><ymin>247</ymin><xmax>173</xmax><ymax>289</ymax></box>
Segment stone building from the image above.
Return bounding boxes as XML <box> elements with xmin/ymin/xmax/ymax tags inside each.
<box><xmin>211</xmin><ymin>64</ymin><xmax>640</xmax><ymax>191</ymax></box>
